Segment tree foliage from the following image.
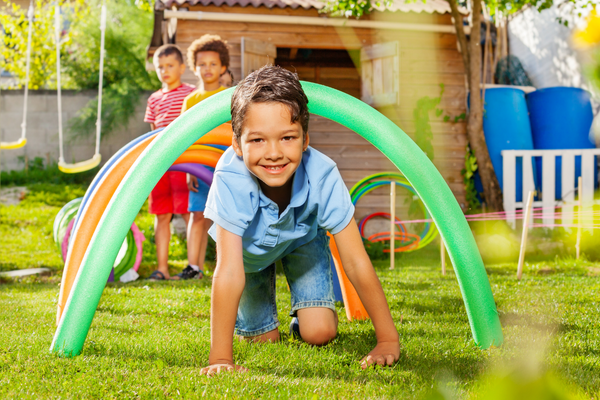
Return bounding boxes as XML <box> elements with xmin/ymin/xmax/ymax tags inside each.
<box><xmin>0</xmin><ymin>0</ymin><xmax>159</xmax><ymax>138</ymax></box>
<box><xmin>324</xmin><ymin>0</ymin><xmax>590</xmax><ymax>19</ymax></box>
<box><xmin>0</xmin><ymin>0</ymin><xmax>86</xmax><ymax>90</ymax></box>
<box><xmin>322</xmin><ymin>0</ymin><xmax>392</xmax><ymax>18</ymax></box>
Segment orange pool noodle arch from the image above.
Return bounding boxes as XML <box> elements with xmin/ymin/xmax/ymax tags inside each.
<box><xmin>174</xmin><ymin>149</ymin><xmax>220</xmax><ymax>167</ymax></box>
<box><xmin>328</xmin><ymin>232</ymin><xmax>369</xmax><ymax>321</ymax></box>
<box><xmin>194</xmin><ymin>123</ymin><xmax>233</xmax><ymax>147</ymax></box>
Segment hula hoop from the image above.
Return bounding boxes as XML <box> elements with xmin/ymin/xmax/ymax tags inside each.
<box><xmin>351</xmin><ymin>173</ymin><xmax>439</xmax><ymax>248</ymax></box>
<box><xmin>358</xmin><ymin>212</ymin><xmax>407</xmax><ymax>238</ymax></box>
<box><xmin>54</xmin><ymin>197</ymin><xmax>83</xmax><ymax>252</ymax></box>
<box><xmin>57</xmin><ymin>207</ymin><xmax>143</xmax><ymax>278</ymax></box>
<box><xmin>352</xmin><ymin>179</ymin><xmax>437</xmax><ymax>251</ymax></box>
<box><xmin>368</xmin><ymin>231</ymin><xmax>421</xmax><ymax>252</ymax></box>
<box><xmin>350</xmin><ymin>171</ymin><xmax>409</xmax><ymax>196</ymax></box>
<box><xmin>51</xmin><ymin>83</ymin><xmax>503</xmax><ymax>356</ymax></box>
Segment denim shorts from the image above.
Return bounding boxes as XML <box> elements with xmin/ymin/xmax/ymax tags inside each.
<box><xmin>235</xmin><ymin>229</ymin><xmax>336</xmax><ymax>337</ymax></box>
<box><xmin>188</xmin><ymin>181</ymin><xmax>209</xmax><ymax>212</ymax></box>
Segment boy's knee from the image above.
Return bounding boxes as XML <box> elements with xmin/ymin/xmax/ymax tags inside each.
<box><xmin>156</xmin><ymin>213</ymin><xmax>172</xmax><ymax>224</ymax></box>
<box><xmin>299</xmin><ymin>318</ymin><xmax>337</xmax><ymax>346</ymax></box>
<box><xmin>191</xmin><ymin>211</ymin><xmax>205</xmax><ymax>223</ymax></box>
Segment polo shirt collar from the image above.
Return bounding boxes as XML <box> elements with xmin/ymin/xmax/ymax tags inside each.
<box><xmin>289</xmin><ymin>160</ymin><xmax>309</xmax><ymax>208</ymax></box>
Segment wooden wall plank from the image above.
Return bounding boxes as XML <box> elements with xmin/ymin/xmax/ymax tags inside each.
<box><xmin>183</xmin><ymin>4</ymin><xmax>454</xmax><ymax>26</ymax></box>
<box><xmin>177</xmin><ymin>20</ymin><xmax>460</xmax><ymax>50</ymax></box>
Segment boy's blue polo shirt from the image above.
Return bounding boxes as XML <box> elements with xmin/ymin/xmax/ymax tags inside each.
<box><xmin>205</xmin><ymin>146</ymin><xmax>355</xmax><ymax>273</ymax></box>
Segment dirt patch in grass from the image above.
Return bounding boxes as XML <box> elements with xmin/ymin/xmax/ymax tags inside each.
<box><xmin>587</xmin><ymin>266</ymin><xmax>600</xmax><ymax>276</ymax></box>
<box><xmin>0</xmin><ymin>186</ymin><xmax>28</xmax><ymax>206</ymax></box>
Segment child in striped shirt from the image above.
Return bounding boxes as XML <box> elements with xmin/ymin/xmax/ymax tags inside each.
<box><xmin>144</xmin><ymin>44</ymin><xmax>195</xmax><ymax>281</ymax></box>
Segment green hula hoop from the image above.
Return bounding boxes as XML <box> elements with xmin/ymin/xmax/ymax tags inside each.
<box><xmin>350</xmin><ymin>172</ymin><xmax>438</xmax><ymax>250</ymax></box>
<box><xmin>51</xmin><ymin>82</ymin><xmax>503</xmax><ymax>357</ymax></box>
<box><xmin>353</xmin><ymin>181</ymin><xmax>438</xmax><ymax>250</ymax></box>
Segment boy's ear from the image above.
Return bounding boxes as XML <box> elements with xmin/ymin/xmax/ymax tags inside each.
<box><xmin>220</xmin><ymin>65</ymin><xmax>227</xmax><ymax>76</ymax></box>
<box><xmin>303</xmin><ymin>132</ymin><xmax>310</xmax><ymax>152</ymax></box>
<box><xmin>232</xmin><ymin>136</ymin><xmax>243</xmax><ymax>157</ymax></box>
<box><xmin>179</xmin><ymin>61</ymin><xmax>186</xmax><ymax>75</ymax></box>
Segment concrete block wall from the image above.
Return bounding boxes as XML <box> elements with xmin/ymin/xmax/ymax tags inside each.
<box><xmin>0</xmin><ymin>90</ymin><xmax>153</xmax><ymax>172</ymax></box>
<box><xmin>508</xmin><ymin>5</ymin><xmax>590</xmax><ymax>90</ymax></box>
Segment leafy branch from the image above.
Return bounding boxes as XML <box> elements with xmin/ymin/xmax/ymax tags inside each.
<box><xmin>321</xmin><ymin>0</ymin><xmax>393</xmax><ymax>18</ymax></box>
<box><xmin>0</xmin><ymin>0</ymin><xmax>86</xmax><ymax>90</ymax></box>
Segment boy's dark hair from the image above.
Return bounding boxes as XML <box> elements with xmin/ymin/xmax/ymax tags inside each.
<box><xmin>153</xmin><ymin>44</ymin><xmax>184</xmax><ymax>65</ymax></box>
<box><xmin>231</xmin><ymin>66</ymin><xmax>309</xmax><ymax>142</ymax></box>
<box><xmin>187</xmin><ymin>34</ymin><xmax>230</xmax><ymax>71</ymax></box>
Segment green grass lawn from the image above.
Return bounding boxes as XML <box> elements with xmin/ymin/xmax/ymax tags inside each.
<box><xmin>0</xmin><ymin>183</ymin><xmax>192</xmax><ymax>276</ymax></box>
<box><xmin>1</xmin><ymin>184</ymin><xmax>600</xmax><ymax>399</ymax></box>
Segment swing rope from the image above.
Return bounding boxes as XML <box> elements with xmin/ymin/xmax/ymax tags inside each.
<box><xmin>0</xmin><ymin>1</ymin><xmax>34</xmax><ymax>150</ymax></box>
<box><xmin>94</xmin><ymin>2</ymin><xmax>106</xmax><ymax>161</ymax></box>
<box><xmin>56</xmin><ymin>1</ymin><xmax>105</xmax><ymax>173</ymax></box>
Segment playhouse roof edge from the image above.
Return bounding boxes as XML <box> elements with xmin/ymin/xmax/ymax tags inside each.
<box><xmin>155</xmin><ymin>0</ymin><xmax>466</xmax><ymax>15</ymax></box>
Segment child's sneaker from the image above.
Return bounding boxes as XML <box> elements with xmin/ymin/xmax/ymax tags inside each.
<box><xmin>289</xmin><ymin>317</ymin><xmax>302</xmax><ymax>340</ymax></box>
<box><xmin>174</xmin><ymin>265</ymin><xmax>203</xmax><ymax>280</ymax></box>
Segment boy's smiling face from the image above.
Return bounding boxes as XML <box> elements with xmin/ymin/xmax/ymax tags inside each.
<box><xmin>232</xmin><ymin>102</ymin><xmax>309</xmax><ymax>194</ymax></box>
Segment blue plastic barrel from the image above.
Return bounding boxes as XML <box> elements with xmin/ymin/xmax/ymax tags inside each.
<box><xmin>480</xmin><ymin>88</ymin><xmax>535</xmax><ymax>202</ymax></box>
<box><xmin>527</xmin><ymin>87</ymin><xmax>595</xmax><ymax>200</ymax></box>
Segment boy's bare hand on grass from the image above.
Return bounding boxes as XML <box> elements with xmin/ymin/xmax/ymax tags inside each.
<box><xmin>187</xmin><ymin>174</ymin><xmax>199</xmax><ymax>192</ymax></box>
<box><xmin>200</xmin><ymin>363</ymin><xmax>248</xmax><ymax>376</ymax></box>
<box><xmin>360</xmin><ymin>341</ymin><xmax>400</xmax><ymax>369</ymax></box>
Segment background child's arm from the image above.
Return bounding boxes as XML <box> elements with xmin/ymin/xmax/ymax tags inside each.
<box><xmin>200</xmin><ymin>225</ymin><xmax>247</xmax><ymax>376</ymax></box>
<box><xmin>187</xmin><ymin>174</ymin><xmax>199</xmax><ymax>192</ymax></box>
<box><xmin>333</xmin><ymin>220</ymin><xmax>400</xmax><ymax>368</ymax></box>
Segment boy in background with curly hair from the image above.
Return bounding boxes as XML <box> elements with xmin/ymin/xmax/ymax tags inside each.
<box><xmin>173</xmin><ymin>34</ymin><xmax>231</xmax><ymax>280</ymax></box>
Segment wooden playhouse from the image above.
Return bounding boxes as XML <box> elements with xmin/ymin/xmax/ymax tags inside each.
<box><xmin>147</xmin><ymin>0</ymin><xmax>469</xmax><ymax>232</ymax></box>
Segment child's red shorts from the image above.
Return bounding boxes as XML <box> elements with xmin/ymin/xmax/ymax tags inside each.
<box><xmin>148</xmin><ymin>171</ymin><xmax>189</xmax><ymax>215</ymax></box>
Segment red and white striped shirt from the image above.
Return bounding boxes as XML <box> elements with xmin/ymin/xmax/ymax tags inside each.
<box><xmin>144</xmin><ymin>83</ymin><xmax>195</xmax><ymax>129</ymax></box>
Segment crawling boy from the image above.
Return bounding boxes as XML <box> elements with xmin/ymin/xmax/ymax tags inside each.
<box><xmin>202</xmin><ymin>66</ymin><xmax>399</xmax><ymax>374</ymax></box>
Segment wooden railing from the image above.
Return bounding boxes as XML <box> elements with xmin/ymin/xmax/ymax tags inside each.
<box><xmin>501</xmin><ymin>149</ymin><xmax>600</xmax><ymax>227</ymax></box>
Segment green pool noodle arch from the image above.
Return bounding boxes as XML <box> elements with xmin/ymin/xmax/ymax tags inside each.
<box><xmin>51</xmin><ymin>82</ymin><xmax>503</xmax><ymax>356</ymax></box>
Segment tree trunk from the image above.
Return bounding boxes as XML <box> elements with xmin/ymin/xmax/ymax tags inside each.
<box><xmin>448</xmin><ymin>0</ymin><xmax>470</xmax><ymax>83</ymax></box>
<box><xmin>448</xmin><ymin>0</ymin><xmax>504</xmax><ymax>211</ymax></box>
